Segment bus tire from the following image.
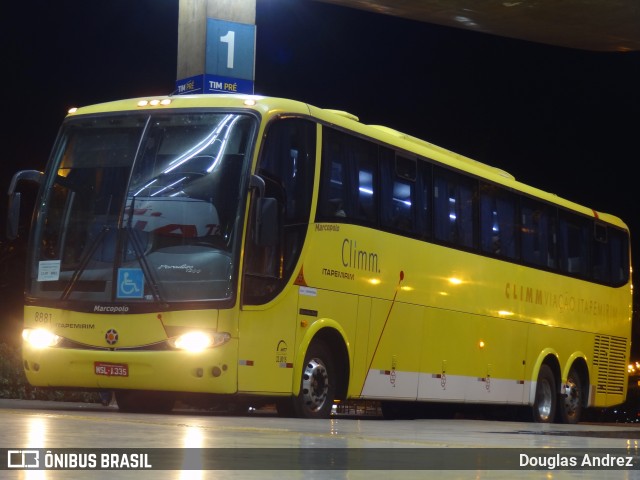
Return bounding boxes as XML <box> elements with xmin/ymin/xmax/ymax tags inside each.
<box><xmin>292</xmin><ymin>341</ymin><xmax>336</xmax><ymax>419</ymax></box>
<box><xmin>115</xmin><ymin>390</ymin><xmax>175</xmax><ymax>413</ymax></box>
<box><xmin>532</xmin><ymin>364</ymin><xmax>557</xmax><ymax>423</ymax></box>
<box><xmin>558</xmin><ymin>367</ymin><xmax>583</xmax><ymax>424</ymax></box>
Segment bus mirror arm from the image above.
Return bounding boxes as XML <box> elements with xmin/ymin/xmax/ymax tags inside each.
<box><xmin>249</xmin><ymin>174</ymin><xmax>279</xmax><ymax>247</ymax></box>
<box><xmin>249</xmin><ymin>174</ymin><xmax>265</xmax><ymax>198</ymax></box>
<box><xmin>6</xmin><ymin>170</ymin><xmax>43</xmax><ymax>240</ymax></box>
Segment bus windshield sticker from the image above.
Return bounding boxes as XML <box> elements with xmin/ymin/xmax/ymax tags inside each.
<box><xmin>117</xmin><ymin>268</ymin><xmax>144</xmax><ymax>299</ymax></box>
<box><xmin>37</xmin><ymin>260</ymin><xmax>61</xmax><ymax>282</ymax></box>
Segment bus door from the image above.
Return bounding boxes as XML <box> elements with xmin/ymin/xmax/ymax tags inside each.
<box><xmin>238</xmin><ymin>117</ymin><xmax>316</xmax><ymax>394</ymax></box>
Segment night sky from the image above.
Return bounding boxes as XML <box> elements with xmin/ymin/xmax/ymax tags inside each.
<box><xmin>3</xmin><ymin>0</ymin><xmax>640</xmax><ymax>309</ymax></box>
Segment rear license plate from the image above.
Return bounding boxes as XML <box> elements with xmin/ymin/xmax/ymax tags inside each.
<box><xmin>94</xmin><ymin>362</ymin><xmax>129</xmax><ymax>377</ymax></box>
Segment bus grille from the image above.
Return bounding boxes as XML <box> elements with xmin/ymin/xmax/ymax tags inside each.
<box><xmin>593</xmin><ymin>335</ymin><xmax>627</xmax><ymax>394</ymax></box>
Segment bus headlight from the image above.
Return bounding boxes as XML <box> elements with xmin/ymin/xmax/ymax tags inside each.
<box><xmin>22</xmin><ymin>328</ymin><xmax>62</xmax><ymax>349</ymax></box>
<box><xmin>168</xmin><ymin>331</ymin><xmax>230</xmax><ymax>352</ymax></box>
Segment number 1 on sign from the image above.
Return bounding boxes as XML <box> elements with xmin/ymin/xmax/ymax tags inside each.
<box><xmin>220</xmin><ymin>31</ymin><xmax>235</xmax><ymax>69</ymax></box>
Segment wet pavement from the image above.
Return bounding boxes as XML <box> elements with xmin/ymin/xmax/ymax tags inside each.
<box><xmin>2</xmin><ymin>399</ymin><xmax>640</xmax><ymax>479</ymax></box>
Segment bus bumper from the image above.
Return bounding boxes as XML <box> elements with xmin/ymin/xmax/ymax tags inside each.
<box><xmin>21</xmin><ymin>340</ymin><xmax>239</xmax><ymax>394</ymax></box>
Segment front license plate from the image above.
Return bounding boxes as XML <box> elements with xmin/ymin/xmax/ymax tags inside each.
<box><xmin>94</xmin><ymin>362</ymin><xmax>129</xmax><ymax>377</ymax></box>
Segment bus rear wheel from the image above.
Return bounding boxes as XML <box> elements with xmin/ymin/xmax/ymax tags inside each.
<box><xmin>559</xmin><ymin>367</ymin><xmax>583</xmax><ymax>424</ymax></box>
<box><xmin>532</xmin><ymin>364</ymin><xmax>557</xmax><ymax>423</ymax></box>
<box><xmin>115</xmin><ymin>390</ymin><xmax>175</xmax><ymax>413</ymax></box>
<box><xmin>291</xmin><ymin>341</ymin><xmax>336</xmax><ymax>419</ymax></box>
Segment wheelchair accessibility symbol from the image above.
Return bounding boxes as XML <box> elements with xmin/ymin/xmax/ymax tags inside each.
<box><xmin>117</xmin><ymin>268</ymin><xmax>144</xmax><ymax>299</ymax></box>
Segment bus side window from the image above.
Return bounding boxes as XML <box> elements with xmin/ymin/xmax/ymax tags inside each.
<box><xmin>479</xmin><ymin>182</ymin><xmax>517</xmax><ymax>259</ymax></box>
<box><xmin>433</xmin><ymin>167</ymin><xmax>476</xmax><ymax>249</ymax></box>
<box><xmin>419</xmin><ymin>162</ymin><xmax>433</xmax><ymax>239</ymax></box>
<box><xmin>380</xmin><ymin>151</ymin><xmax>416</xmax><ymax>233</ymax></box>
<box><xmin>592</xmin><ymin>223</ymin><xmax>629</xmax><ymax>284</ymax></box>
<box><xmin>592</xmin><ymin>223</ymin><xmax>609</xmax><ymax>281</ymax></box>
<box><xmin>354</xmin><ymin>145</ymin><xmax>377</xmax><ymax>223</ymax></box>
<box><xmin>558</xmin><ymin>213</ymin><xmax>588</xmax><ymax>276</ymax></box>
<box><xmin>546</xmin><ymin>212</ymin><xmax>559</xmax><ymax>269</ymax></box>
<box><xmin>327</xmin><ymin>160</ymin><xmax>347</xmax><ymax>218</ymax></box>
<box><xmin>608</xmin><ymin>228</ymin><xmax>630</xmax><ymax>284</ymax></box>
<box><xmin>318</xmin><ymin>128</ymin><xmax>377</xmax><ymax>224</ymax></box>
<box><xmin>318</xmin><ymin>130</ymin><xmax>349</xmax><ymax>219</ymax></box>
<box><xmin>521</xmin><ymin>200</ymin><xmax>553</xmax><ymax>268</ymax></box>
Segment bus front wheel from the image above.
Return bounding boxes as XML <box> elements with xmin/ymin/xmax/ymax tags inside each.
<box><xmin>532</xmin><ymin>364</ymin><xmax>557</xmax><ymax>423</ymax></box>
<box><xmin>291</xmin><ymin>341</ymin><xmax>336</xmax><ymax>419</ymax></box>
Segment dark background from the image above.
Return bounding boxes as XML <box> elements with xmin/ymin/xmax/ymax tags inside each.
<box><xmin>2</xmin><ymin>0</ymin><xmax>639</xmax><ymax>347</ymax></box>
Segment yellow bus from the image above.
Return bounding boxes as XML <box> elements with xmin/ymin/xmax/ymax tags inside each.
<box><xmin>7</xmin><ymin>94</ymin><xmax>632</xmax><ymax>422</ymax></box>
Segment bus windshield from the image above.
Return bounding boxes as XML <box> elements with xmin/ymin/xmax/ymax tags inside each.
<box><xmin>28</xmin><ymin>111</ymin><xmax>256</xmax><ymax>304</ymax></box>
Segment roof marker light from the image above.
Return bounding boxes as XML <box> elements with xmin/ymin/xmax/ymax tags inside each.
<box><xmin>138</xmin><ymin>98</ymin><xmax>171</xmax><ymax>107</ymax></box>
<box><xmin>68</xmin><ymin>107</ymin><xmax>78</xmax><ymax>114</ymax></box>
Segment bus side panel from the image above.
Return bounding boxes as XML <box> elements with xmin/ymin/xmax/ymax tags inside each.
<box><xmin>417</xmin><ymin>308</ymin><xmax>471</xmax><ymax>402</ymax></box>
<box><xmin>417</xmin><ymin>311</ymin><xmax>528</xmax><ymax>405</ymax></box>
<box><xmin>463</xmin><ymin>315</ymin><xmax>528</xmax><ymax>404</ymax></box>
<box><xmin>294</xmin><ymin>286</ymin><xmax>359</xmax><ymax>394</ymax></box>
<box><xmin>359</xmin><ymin>300</ymin><xmax>423</xmax><ymax>400</ymax></box>
<box><xmin>347</xmin><ymin>295</ymin><xmax>372</xmax><ymax>399</ymax></box>
<box><xmin>237</xmin><ymin>290</ymin><xmax>299</xmax><ymax>394</ymax></box>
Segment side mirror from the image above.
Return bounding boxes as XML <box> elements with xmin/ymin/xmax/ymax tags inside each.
<box><xmin>255</xmin><ymin>197</ymin><xmax>278</xmax><ymax>247</ymax></box>
<box><xmin>249</xmin><ymin>174</ymin><xmax>278</xmax><ymax>247</ymax></box>
<box><xmin>6</xmin><ymin>170</ymin><xmax>43</xmax><ymax>240</ymax></box>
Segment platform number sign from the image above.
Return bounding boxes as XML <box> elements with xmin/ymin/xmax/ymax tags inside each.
<box><xmin>220</xmin><ymin>31</ymin><xmax>235</xmax><ymax>69</ymax></box>
<box><xmin>175</xmin><ymin>19</ymin><xmax>256</xmax><ymax>95</ymax></box>
<box><xmin>203</xmin><ymin>18</ymin><xmax>255</xmax><ymax>94</ymax></box>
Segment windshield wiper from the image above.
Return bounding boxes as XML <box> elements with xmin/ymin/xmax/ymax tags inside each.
<box><xmin>125</xmin><ymin>224</ymin><xmax>164</xmax><ymax>303</ymax></box>
<box><xmin>61</xmin><ymin>225</ymin><xmax>110</xmax><ymax>300</ymax></box>
<box><xmin>60</xmin><ymin>222</ymin><xmax>166</xmax><ymax>304</ymax></box>
<box><xmin>124</xmin><ymin>195</ymin><xmax>166</xmax><ymax>304</ymax></box>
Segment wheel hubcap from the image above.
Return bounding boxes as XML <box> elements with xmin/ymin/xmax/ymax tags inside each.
<box><xmin>563</xmin><ymin>380</ymin><xmax>579</xmax><ymax>417</ymax></box>
<box><xmin>301</xmin><ymin>358</ymin><xmax>329</xmax><ymax>412</ymax></box>
<box><xmin>537</xmin><ymin>380</ymin><xmax>553</xmax><ymax>421</ymax></box>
